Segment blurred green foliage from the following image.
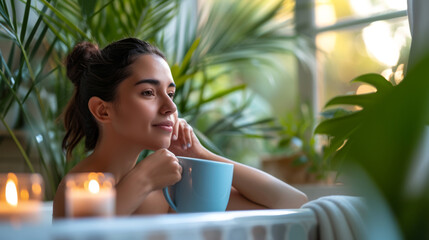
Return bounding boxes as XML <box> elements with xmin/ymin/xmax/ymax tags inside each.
<box><xmin>315</xmin><ymin>56</ymin><xmax>429</xmax><ymax>239</ymax></box>
<box><xmin>264</xmin><ymin>102</ymin><xmax>330</xmax><ymax>181</ymax></box>
<box><xmin>0</xmin><ymin>0</ymin><xmax>310</xmax><ymax>199</ymax></box>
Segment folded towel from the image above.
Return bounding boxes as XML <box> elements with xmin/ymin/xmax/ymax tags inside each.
<box><xmin>301</xmin><ymin>195</ymin><xmax>367</xmax><ymax>240</ymax></box>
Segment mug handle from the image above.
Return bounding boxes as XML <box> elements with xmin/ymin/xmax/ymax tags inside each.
<box><xmin>163</xmin><ymin>187</ymin><xmax>178</xmax><ymax>212</ymax></box>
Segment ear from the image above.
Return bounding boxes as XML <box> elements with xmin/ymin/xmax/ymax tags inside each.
<box><xmin>88</xmin><ymin>97</ymin><xmax>111</xmax><ymax>123</ymax></box>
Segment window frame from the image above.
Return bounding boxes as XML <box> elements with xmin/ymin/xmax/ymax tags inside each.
<box><xmin>294</xmin><ymin>0</ymin><xmax>408</xmax><ymax>116</ymax></box>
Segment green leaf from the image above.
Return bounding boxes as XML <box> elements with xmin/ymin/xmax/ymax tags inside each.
<box><xmin>39</xmin><ymin>0</ymin><xmax>90</xmax><ymax>40</ymax></box>
<box><xmin>6</xmin><ymin>43</ymin><xmax>15</xmax><ymax>72</ymax></box>
<box><xmin>77</xmin><ymin>0</ymin><xmax>96</xmax><ymax>20</ymax></box>
<box><xmin>203</xmin><ymin>99</ymin><xmax>251</xmax><ymax>135</ymax></box>
<box><xmin>40</xmin><ymin>16</ymin><xmax>69</xmax><ymax>48</ymax></box>
<box><xmin>178</xmin><ymin>37</ymin><xmax>200</xmax><ymax>76</ymax></box>
<box><xmin>320</xmin><ymin>108</ymin><xmax>352</xmax><ymax>119</ymax></box>
<box><xmin>88</xmin><ymin>0</ymin><xmax>114</xmax><ymax>20</ymax></box>
<box><xmin>29</xmin><ymin>25</ymin><xmax>49</xmax><ymax>59</ymax></box>
<box><xmin>193</xmin><ymin>128</ymin><xmax>223</xmax><ymax>155</ymax></box>
<box><xmin>19</xmin><ymin>0</ymin><xmax>31</xmax><ymax>42</ymax></box>
<box><xmin>317</xmin><ymin>73</ymin><xmax>395</xmax><ymax>163</ymax></box>
<box><xmin>325</xmin><ymin>93</ymin><xmax>378</xmax><ymax>108</ymax></box>
<box><xmin>201</xmin><ymin>84</ymin><xmax>246</xmax><ymax>105</ymax></box>
<box><xmin>351</xmin><ymin>73</ymin><xmax>393</xmax><ymax>92</ymax></box>
<box><xmin>0</xmin><ymin>1</ymin><xmax>11</xmax><ymax>23</ymax></box>
<box><xmin>10</xmin><ymin>0</ymin><xmax>17</xmax><ymax>32</ymax></box>
<box><xmin>234</xmin><ymin>117</ymin><xmax>275</xmax><ymax>129</ymax></box>
<box><xmin>173</xmin><ymin>72</ymin><xmax>197</xmax><ymax>88</ymax></box>
<box><xmin>24</xmin><ymin>3</ymin><xmax>48</xmax><ymax>50</ymax></box>
<box><xmin>0</xmin><ymin>22</ymin><xmax>18</xmax><ymax>43</ymax></box>
<box><xmin>315</xmin><ymin>111</ymin><xmax>363</xmax><ymax>137</ymax></box>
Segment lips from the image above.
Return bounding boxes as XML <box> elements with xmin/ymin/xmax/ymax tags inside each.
<box><xmin>153</xmin><ymin>120</ymin><xmax>174</xmax><ymax>132</ymax></box>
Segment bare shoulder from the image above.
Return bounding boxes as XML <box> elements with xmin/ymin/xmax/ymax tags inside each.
<box><xmin>133</xmin><ymin>189</ymin><xmax>171</xmax><ymax>215</ymax></box>
<box><xmin>52</xmin><ymin>177</ymin><xmax>67</xmax><ymax>219</ymax></box>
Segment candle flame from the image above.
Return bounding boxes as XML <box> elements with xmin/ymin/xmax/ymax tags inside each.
<box><xmin>6</xmin><ymin>179</ymin><xmax>18</xmax><ymax>206</ymax></box>
<box><xmin>88</xmin><ymin>179</ymin><xmax>100</xmax><ymax>194</ymax></box>
<box><xmin>32</xmin><ymin>183</ymin><xmax>42</xmax><ymax>195</ymax></box>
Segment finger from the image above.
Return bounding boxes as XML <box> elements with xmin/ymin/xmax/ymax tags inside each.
<box><xmin>179</xmin><ymin>121</ymin><xmax>192</xmax><ymax>150</ymax></box>
<box><xmin>179</xmin><ymin>120</ymin><xmax>187</xmax><ymax>149</ymax></box>
<box><xmin>172</xmin><ymin>117</ymin><xmax>179</xmax><ymax>141</ymax></box>
<box><xmin>174</xmin><ymin>157</ymin><xmax>183</xmax><ymax>175</ymax></box>
<box><xmin>184</xmin><ymin>123</ymin><xmax>193</xmax><ymax>149</ymax></box>
<box><xmin>178</xmin><ymin>162</ymin><xmax>183</xmax><ymax>174</ymax></box>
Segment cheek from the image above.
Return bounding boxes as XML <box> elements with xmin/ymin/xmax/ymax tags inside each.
<box><xmin>113</xmin><ymin>100</ymin><xmax>156</xmax><ymax>132</ymax></box>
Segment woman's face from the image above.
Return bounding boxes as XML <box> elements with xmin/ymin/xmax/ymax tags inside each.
<box><xmin>108</xmin><ymin>54</ymin><xmax>177</xmax><ymax>150</ymax></box>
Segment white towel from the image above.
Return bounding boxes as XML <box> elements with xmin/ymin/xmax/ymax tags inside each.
<box><xmin>301</xmin><ymin>195</ymin><xmax>367</xmax><ymax>240</ymax></box>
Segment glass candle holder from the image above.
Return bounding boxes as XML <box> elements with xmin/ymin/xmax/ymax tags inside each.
<box><xmin>0</xmin><ymin>173</ymin><xmax>44</xmax><ymax>223</ymax></box>
<box><xmin>65</xmin><ymin>172</ymin><xmax>115</xmax><ymax>218</ymax></box>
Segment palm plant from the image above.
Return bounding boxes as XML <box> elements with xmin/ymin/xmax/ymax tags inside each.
<box><xmin>1</xmin><ymin>0</ymin><xmax>181</xmax><ymax>199</ymax></box>
<box><xmin>161</xmin><ymin>0</ymin><xmax>311</xmax><ymax>154</ymax></box>
<box><xmin>1</xmin><ymin>0</ymin><xmax>311</xmax><ymax>199</ymax></box>
<box><xmin>0</xmin><ymin>0</ymin><xmax>69</xmax><ymax>199</ymax></box>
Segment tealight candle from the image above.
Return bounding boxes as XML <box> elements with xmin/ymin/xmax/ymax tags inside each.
<box><xmin>65</xmin><ymin>172</ymin><xmax>115</xmax><ymax>218</ymax></box>
<box><xmin>0</xmin><ymin>173</ymin><xmax>44</xmax><ymax>223</ymax></box>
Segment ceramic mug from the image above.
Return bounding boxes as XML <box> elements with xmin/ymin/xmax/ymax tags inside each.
<box><xmin>162</xmin><ymin>156</ymin><xmax>234</xmax><ymax>213</ymax></box>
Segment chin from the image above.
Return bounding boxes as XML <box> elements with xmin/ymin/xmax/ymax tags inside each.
<box><xmin>147</xmin><ymin>139</ymin><xmax>171</xmax><ymax>151</ymax></box>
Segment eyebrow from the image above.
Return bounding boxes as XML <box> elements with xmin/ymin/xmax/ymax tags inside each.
<box><xmin>135</xmin><ymin>79</ymin><xmax>176</xmax><ymax>88</ymax></box>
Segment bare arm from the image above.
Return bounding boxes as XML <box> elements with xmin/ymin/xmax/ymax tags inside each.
<box><xmin>115</xmin><ymin>149</ymin><xmax>182</xmax><ymax>215</ymax></box>
<box><xmin>53</xmin><ymin>149</ymin><xmax>182</xmax><ymax>218</ymax></box>
<box><xmin>200</xmin><ymin>150</ymin><xmax>308</xmax><ymax>209</ymax></box>
<box><xmin>168</xmin><ymin>118</ymin><xmax>308</xmax><ymax>210</ymax></box>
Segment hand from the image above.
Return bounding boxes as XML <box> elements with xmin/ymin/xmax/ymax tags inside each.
<box><xmin>135</xmin><ymin>148</ymin><xmax>182</xmax><ymax>191</ymax></box>
<box><xmin>168</xmin><ymin>113</ymin><xmax>205</xmax><ymax>158</ymax></box>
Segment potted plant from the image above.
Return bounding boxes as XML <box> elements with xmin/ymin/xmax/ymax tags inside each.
<box><xmin>261</xmin><ymin>102</ymin><xmax>334</xmax><ymax>185</ymax></box>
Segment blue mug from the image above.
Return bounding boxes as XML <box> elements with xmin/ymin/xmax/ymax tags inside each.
<box><xmin>162</xmin><ymin>156</ymin><xmax>234</xmax><ymax>213</ymax></box>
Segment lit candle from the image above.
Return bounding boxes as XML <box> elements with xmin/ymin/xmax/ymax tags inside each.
<box><xmin>0</xmin><ymin>173</ymin><xmax>44</xmax><ymax>223</ymax></box>
<box><xmin>65</xmin><ymin>172</ymin><xmax>115</xmax><ymax>218</ymax></box>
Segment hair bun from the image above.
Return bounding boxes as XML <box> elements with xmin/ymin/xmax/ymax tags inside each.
<box><xmin>66</xmin><ymin>42</ymin><xmax>100</xmax><ymax>87</ymax></box>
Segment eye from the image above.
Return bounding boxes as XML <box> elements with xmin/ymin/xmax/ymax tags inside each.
<box><xmin>141</xmin><ymin>90</ymin><xmax>154</xmax><ymax>97</ymax></box>
<box><xmin>168</xmin><ymin>92</ymin><xmax>175</xmax><ymax>99</ymax></box>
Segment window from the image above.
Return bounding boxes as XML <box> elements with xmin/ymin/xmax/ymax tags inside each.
<box><xmin>316</xmin><ymin>0</ymin><xmax>407</xmax><ymax>27</ymax></box>
<box><xmin>297</xmin><ymin>0</ymin><xmax>410</xmax><ymax>111</ymax></box>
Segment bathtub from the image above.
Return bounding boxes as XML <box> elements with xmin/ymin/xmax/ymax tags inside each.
<box><xmin>1</xmin><ymin>201</ymin><xmax>317</xmax><ymax>240</ymax></box>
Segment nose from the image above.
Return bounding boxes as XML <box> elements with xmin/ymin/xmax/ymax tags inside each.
<box><xmin>160</xmin><ymin>94</ymin><xmax>177</xmax><ymax>115</ymax></box>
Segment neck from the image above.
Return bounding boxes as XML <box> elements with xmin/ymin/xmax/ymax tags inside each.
<box><xmin>86</xmin><ymin>133</ymin><xmax>143</xmax><ymax>184</ymax></box>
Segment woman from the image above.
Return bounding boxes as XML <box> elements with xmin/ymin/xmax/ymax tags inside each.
<box><xmin>53</xmin><ymin>38</ymin><xmax>307</xmax><ymax>218</ymax></box>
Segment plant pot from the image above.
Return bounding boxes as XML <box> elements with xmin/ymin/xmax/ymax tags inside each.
<box><xmin>261</xmin><ymin>155</ymin><xmax>334</xmax><ymax>185</ymax></box>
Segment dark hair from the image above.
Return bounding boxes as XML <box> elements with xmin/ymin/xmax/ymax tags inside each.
<box><xmin>62</xmin><ymin>38</ymin><xmax>166</xmax><ymax>159</ymax></box>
